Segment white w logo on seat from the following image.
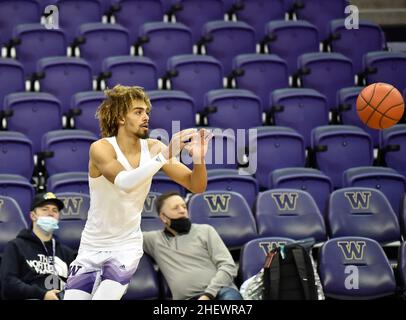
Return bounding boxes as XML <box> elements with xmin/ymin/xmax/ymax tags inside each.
<box><xmin>344</xmin><ymin>192</ymin><xmax>371</xmax><ymax>210</ymax></box>
<box><xmin>258</xmin><ymin>241</ymin><xmax>289</xmax><ymax>255</ymax></box>
<box><xmin>60</xmin><ymin>197</ymin><xmax>83</xmax><ymax>216</ymax></box>
<box><xmin>143</xmin><ymin>194</ymin><xmax>157</xmax><ymax>213</ymax></box>
<box><xmin>203</xmin><ymin>194</ymin><xmax>231</xmax><ymax>213</ymax></box>
<box><xmin>337</xmin><ymin>241</ymin><xmax>366</xmax><ymax>260</ymax></box>
<box><xmin>271</xmin><ymin>193</ymin><xmax>299</xmax><ymax>211</ymax></box>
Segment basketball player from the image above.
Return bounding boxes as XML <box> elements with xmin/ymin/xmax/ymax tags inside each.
<box><xmin>64</xmin><ymin>85</ymin><xmax>212</xmax><ymax>300</ymax></box>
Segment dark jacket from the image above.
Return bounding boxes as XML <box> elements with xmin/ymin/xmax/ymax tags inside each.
<box><xmin>0</xmin><ymin>229</ymin><xmax>76</xmax><ymax>300</ymax></box>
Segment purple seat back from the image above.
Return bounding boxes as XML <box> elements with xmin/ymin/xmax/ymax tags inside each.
<box><xmin>319</xmin><ymin>237</ymin><xmax>396</xmax><ymax>299</ymax></box>
<box><xmin>255</xmin><ymin>189</ymin><xmax>326</xmax><ymax>242</ymax></box>
<box><xmin>328</xmin><ymin>187</ymin><xmax>400</xmax><ymax>244</ymax></box>
<box><xmin>188</xmin><ymin>191</ymin><xmax>257</xmax><ymax>249</ymax></box>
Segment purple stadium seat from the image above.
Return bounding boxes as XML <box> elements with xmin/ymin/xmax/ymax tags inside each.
<box><xmin>293</xmin><ymin>0</ymin><xmax>347</xmax><ymax>42</ymax></box>
<box><xmin>298</xmin><ymin>52</ymin><xmax>355</xmax><ymax>111</ymax></box>
<box><xmin>102</xmin><ymin>56</ymin><xmax>158</xmax><ymax>90</ymax></box>
<box><xmin>311</xmin><ymin>125</ymin><xmax>373</xmax><ymax>188</ymax></box>
<box><xmin>319</xmin><ymin>237</ymin><xmax>396</xmax><ymax>299</ymax></box>
<box><xmin>77</xmin><ymin>23</ymin><xmax>130</xmax><ymax>76</ymax></box>
<box><xmin>380</xmin><ymin>124</ymin><xmax>406</xmax><ymax>177</ymax></box>
<box><xmin>271</xmin><ymin>88</ymin><xmax>328</xmax><ymax>147</ymax></box>
<box><xmin>36</xmin><ymin>57</ymin><xmax>93</xmax><ymax>115</ymax></box>
<box><xmin>363</xmin><ymin>52</ymin><xmax>406</xmax><ymax>92</ymax></box>
<box><xmin>0</xmin><ymin>59</ymin><xmax>25</xmax><ymax>109</ymax></box>
<box><xmin>269</xmin><ymin>168</ymin><xmax>333</xmax><ymax>216</ymax></box>
<box><xmin>4</xmin><ymin>92</ymin><xmax>62</xmax><ymax>154</ymax></box>
<box><xmin>223</xmin><ymin>0</ymin><xmax>235</xmax><ymax>12</ymax></box>
<box><xmin>204</xmin><ymin>89</ymin><xmax>262</xmax><ymax>132</ymax></box>
<box><xmin>71</xmin><ymin>91</ymin><xmax>105</xmax><ymax>137</ymax></box>
<box><xmin>123</xmin><ymin>254</ymin><xmax>160</xmax><ymax>300</ymax></box>
<box><xmin>0</xmin><ymin>0</ymin><xmax>40</xmax><ymax>46</ymax></box>
<box><xmin>161</xmin><ymin>0</ymin><xmax>173</xmax><ymax>13</ymax></box>
<box><xmin>112</xmin><ymin>0</ymin><xmax>164</xmax><ymax>45</ymax></box>
<box><xmin>338</xmin><ymin>87</ymin><xmax>379</xmax><ymax>146</ymax></box>
<box><xmin>0</xmin><ymin>132</ymin><xmax>33</xmax><ymax>180</ymax></box>
<box><xmin>188</xmin><ymin>191</ymin><xmax>257</xmax><ymax>249</ymax></box>
<box><xmin>206</xmin><ymin>169</ymin><xmax>259</xmax><ymax>209</ymax></box>
<box><xmin>170</xmin><ymin>0</ymin><xmax>225</xmax><ymax>43</ymax></box>
<box><xmin>234</xmin><ymin>0</ymin><xmax>285</xmax><ymax>42</ymax></box>
<box><xmin>12</xmin><ymin>24</ymin><xmax>66</xmax><ymax>77</ymax></box>
<box><xmin>0</xmin><ymin>174</ymin><xmax>34</xmax><ymax>220</ymax></box>
<box><xmin>140</xmin><ymin>192</ymin><xmax>164</xmax><ymax>232</ymax></box>
<box><xmin>239</xmin><ymin>237</ymin><xmax>295</xmax><ymax>281</ymax></box>
<box><xmin>167</xmin><ymin>54</ymin><xmax>223</xmax><ymax>114</ymax></box>
<box><xmin>99</xmin><ymin>0</ymin><xmax>113</xmax><ymax>14</ymax></box>
<box><xmin>329</xmin><ymin>19</ymin><xmax>386</xmax><ymax>75</ymax></box>
<box><xmin>232</xmin><ymin>54</ymin><xmax>289</xmax><ymax>113</ymax></box>
<box><xmin>47</xmin><ymin>172</ymin><xmax>89</xmax><ymax>194</ymax></box>
<box><xmin>36</xmin><ymin>0</ymin><xmax>58</xmax><ymax>11</ymax></box>
<box><xmin>403</xmin><ymin>195</ymin><xmax>406</xmax><ymax>238</ymax></box>
<box><xmin>137</xmin><ymin>22</ymin><xmax>193</xmax><ymax>78</ymax></box>
<box><xmin>41</xmin><ymin>130</ymin><xmax>97</xmax><ymax>176</ymax></box>
<box><xmin>54</xmin><ymin>192</ymin><xmax>89</xmax><ymax>250</ymax></box>
<box><xmin>400</xmin><ymin>242</ymin><xmax>406</xmax><ymax>291</ymax></box>
<box><xmin>249</xmin><ymin>126</ymin><xmax>306</xmax><ymax>188</ymax></box>
<box><xmin>264</xmin><ymin>20</ymin><xmax>319</xmax><ymax>76</ymax></box>
<box><xmin>57</xmin><ymin>0</ymin><xmax>102</xmax><ymax>45</ymax></box>
<box><xmin>150</xmin><ymin>172</ymin><xmax>186</xmax><ymax>197</ymax></box>
<box><xmin>202</xmin><ymin>21</ymin><xmax>256</xmax><ymax>76</ymax></box>
<box><xmin>180</xmin><ymin>127</ymin><xmax>239</xmax><ymax>170</ymax></box>
<box><xmin>0</xmin><ymin>196</ymin><xmax>28</xmax><ymax>253</ymax></box>
<box><xmin>255</xmin><ymin>189</ymin><xmax>326</xmax><ymax>242</ymax></box>
<box><xmin>147</xmin><ymin>90</ymin><xmax>195</xmax><ymax>134</ymax></box>
<box><xmin>343</xmin><ymin>166</ymin><xmax>406</xmax><ymax>218</ymax></box>
<box><xmin>328</xmin><ymin>187</ymin><xmax>401</xmax><ymax>244</ymax></box>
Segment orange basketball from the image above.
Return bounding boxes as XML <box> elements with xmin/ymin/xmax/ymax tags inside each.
<box><xmin>356</xmin><ymin>82</ymin><xmax>405</xmax><ymax>130</ymax></box>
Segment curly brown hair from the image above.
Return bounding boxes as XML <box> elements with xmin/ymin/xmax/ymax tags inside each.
<box><xmin>96</xmin><ymin>85</ymin><xmax>152</xmax><ymax>137</ymax></box>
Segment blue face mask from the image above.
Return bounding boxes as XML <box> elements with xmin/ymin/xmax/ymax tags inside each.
<box><xmin>36</xmin><ymin>216</ymin><xmax>59</xmax><ymax>233</ymax></box>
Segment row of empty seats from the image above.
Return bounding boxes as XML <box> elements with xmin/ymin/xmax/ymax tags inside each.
<box><xmin>44</xmin><ymin>166</ymin><xmax>406</xmax><ymax>219</ymax></box>
<box><xmin>1</xmin><ymin>187</ymin><xmax>406</xmax><ymax>252</ymax></box>
<box><xmin>1</xmin><ymin>124</ymin><xmax>405</xmax><ymax>188</ymax></box>
<box><xmin>241</xmin><ymin>236</ymin><xmax>406</xmax><ymax>300</ymax></box>
<box><xmin>0</xmin><ymin>0</ymin><xmax>353</xmax><ymax>47</ymax></box>
<box><xmin>1</xmin><ymin>50</ymin><xmax>405</xmax><ymax>129</ymax></box>
<box><xmin>1</xmin><ymin>18</ymin><xmax>391</xmax><ymax>80</ymax></box>
<box><xmin>2</xmin><ymin>162</ymin><xmax>406</xmax><ymax>218</ymax></box>
<box><xmin>1</xmin><ymin>190</ymin><xmax>405</xmax><ymax>299</ymax></box>
<box><xmin>1</xmin><ymin>80</ymin><xmax>405</xmax><ymax>147</ymax></box>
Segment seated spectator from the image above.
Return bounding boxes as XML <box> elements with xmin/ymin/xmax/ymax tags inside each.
<box><xmin>0</xmin><ymin>192</ymin><xmax>76</xmax><ymax>300</ymax></box>
<box><xmin>143</xmin><ymin>192</ymin><xmax>242</xmax><ymax>300</ymax></box>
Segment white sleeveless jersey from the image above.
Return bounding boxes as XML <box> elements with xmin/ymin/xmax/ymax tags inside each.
<box><xmin>79</xmin><ymin>137</ymin><xmax>152</xmax><ymax>251</ymax></box>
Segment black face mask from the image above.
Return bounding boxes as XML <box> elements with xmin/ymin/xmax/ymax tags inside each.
<box><xmin>167</xmin><ymin>217</ymin><xmax>191</xmax><ymax>234</ymax></box>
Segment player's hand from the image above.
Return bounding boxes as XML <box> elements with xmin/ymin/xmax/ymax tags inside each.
<box><xmin>44</xmin><ymin>289</ymin><xmax>60</xmax><ymax>300</ymax></box>
<box><xmin>162</xmin><ymin>129</ymin><xmax>198</xmax><ymax>160</ymax></box>
<box><xmin>198</xmin><ymin>294</ymin><xmax>211</xmax><ymax>300</ymax></box>
<box><xmin>184</xmin><ymin>129</ymin><xmax>213</xmax><ymax>164</ymax></box>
